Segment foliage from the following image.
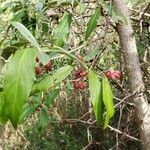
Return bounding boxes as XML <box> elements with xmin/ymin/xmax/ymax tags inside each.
<box><xmin>52</xmin><ymin>13</ymin><xmax>72</xmax><ymax>47</ymax></box>
<box><xmin>25</xmin><ymin>122</ymin><xmax>86</xmax><ymax>150</ymax></box>
<box><xmin>0</xmin><ymin>0</ymin><xmax>149</xmax><ymax>149</ymax></box>
<box><xmin>0</xmin><ymin>0</ymin><xmax>115</xmax><ymax>129</ymax></box>
<box><xmin>88</xmin><ymin>70</ymin><xmax>104</xmax><ymax>126</ymax></box>
<box><xmin>85</xmin><ymin>8</ymin><xmax>101</xmax><ymax>40</ymax></box>
<box><xmin>0</xmin><ymin>48</ymin><xmax>37</xmax><ymax>128</ymax></box>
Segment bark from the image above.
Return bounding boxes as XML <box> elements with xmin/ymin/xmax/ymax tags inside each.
<box><xmin>113</xmin><ymin>0</ymin><xmax>150</xmax><ymax>149</ymax></box>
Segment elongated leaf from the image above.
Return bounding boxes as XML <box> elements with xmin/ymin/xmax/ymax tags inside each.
<box><xmin>0</xmin><ymin>92</ymin><xmax>3</xmax><ymax>115</ymax></box>
<box><xmin>11</xmin><ymin>9</ymin><xmax>25</xmax><ymax>21</ymax></box>
<box><xmin>85</xmin><ymin>8</ymin><xmax>100</xmax><ymax>40</ymax></box>
<box><xmin>102</xmin><ymin>76</ymin><xmax>115</xmax><ymax>128</ymax></box>
<box><xmin>32</xmin><ymin>65</ymin><xmax>73</xmax><ymax>94</ymax></box>
<box><xmin>88</xmin><ymin>70</ymin><xmax>104</xmax><ymax>125</ymax></box>
<box><xmin>53</xmin><ymin>65</ymin><xmax>73</xmax><ymax>83</ymax></box>
<box><xmin>21</xmin><ymin>103</ymin><xmax>39</xmax><ymax>119</ymax></box>
<box><xmin>38</xmin><ymin>107</ymin><xmax>49</xmax><ymax>132</ymax></box>
<box><xmin>52</xmin><ymin>13</ymin><xmax>72</xmax><ymax>47</ymax></box>
<box><xmin>39</xmin><ymin>107</ymin><xmax>48</xmax><ymax>127</ymax></box>
<box><xmin>37</xmin><ymin>52</ymin><xmax>50</xmax><ymax>65</ymax></box>
<box><xmin>11</xmin><ymin>22</ymin><xmax>41</xmax><ymax>51</ymax></box>
<box><xmin>46</xmin><ymin>89</ymin><xmax>60</xmax><ymax>107</ymax></box>
<box><xmin>0</xmin><ymin>48</ymin><xmax>37</xmax><ymax>128</ymax></box>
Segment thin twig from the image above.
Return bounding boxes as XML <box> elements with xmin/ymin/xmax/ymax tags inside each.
<box><xmin>43</xmin><ymin>42</ymin><xmax>88</xmax><ymax>60</ymax></box>
<box><xmin>108</xmin><ymin>125</ymin><xmax>140</xmax><ymax>142</ymax></box>
<box><xmin>17</xmin><ymin>129</ymin><xmax>28</xmax><ymax>142</ymax></box>
<box><xmin>134</xmin><ymin>3</ymin><xmax>150</xmax><ymax>32</ymax></box>
<box><xmin>82</xmin><ymin>142</ymin><xmax>92</xmax><ymax>150</ymax></box>
<box><xmin>51</xmin><ymin>118</ymin><xmax>140</xmax><ymax>142</ymax></box>
<box><xmin>114</xmin><ymin>91</ymin><xmax>137</xmax><ymax>107</ymax></box>
<box><xmin>79</xmin><ymin>108</ymin><xmax>93</xmax><ymax>120</ymax></box>
<box><xmin>116</xmin><ymin>105</ymin><xmax>124</xmax><ymax>150</ymax></box>
<box><xmin>130</xmin><ymin>7</ymin><xmax>150</xmax><ymax>18</ymax></box>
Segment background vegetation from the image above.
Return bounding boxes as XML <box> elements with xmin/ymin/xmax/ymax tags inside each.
<box><xmin>0</xmin><ymin>0</ymin><xmax>149</xmax><ymax>149</ymax></box>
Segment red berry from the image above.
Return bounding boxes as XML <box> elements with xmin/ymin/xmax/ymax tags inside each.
<box><xmin>79</xmin><ymin>81</ymin><xmax>87</xmax><ymax>90</ymax></box>
<box><xmin>105</xmin><ymin>70</ymin><xmax>121</xmax><ymax>80</ymax></box>
<box><xmin>73</xmin><ymin>81</ymin><xmax>79</xmax><ymax>90</ymax></box>
<box><xmin>74</xmin><ymin>69</ymin><xmax>82</xmax><ymax>79</ymax></box>
<box><xmin>73</xmin><ymin>81</ymin><xmax>87</xmax><ymax>90</ymax></box>
<box><xmin>35</xmin><ymin>66</ymin><xmax>43</xmax><ymax>75</ymax></box>
<box><xmin>77</xmin><ymin>54</ymin><xmax>84</xmax><ymax>61</ymax></box>
<box><xmin>114</xmin><ymin>70</ymin><xmax>121</xmax><ymax>78</ymax></box>
<box><xmin>80</xmin><ymin>70</ymin><xmax>88</xmax><ymax>77</ymax></box>
<box><xmin>44</xmin><ymin>61</ymin><xmax>52</xmax><ymax>71</ymax></box>
<box><xmin>74</xmin><ymin>68</ymin><xmax>87</xmax><ymax>79</ymax></box>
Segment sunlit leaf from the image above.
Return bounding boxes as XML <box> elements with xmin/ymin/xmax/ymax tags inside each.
<box><xmin>85</xmin><ymin>8</ymin><xmax>100</xmax><ymax>40</ymax></box>
<box><xmin>11</xmin><ymin>22</ymin><xmax>41</xmax><ymax>51</ymax></box>
<box><xmin>0</xmin><ymin>48</ymin><xmax>37</xmax><ymax>128</ymax></box>
<box><xmin>11</xmin><ymin>9</ymin><xmax>25</xmax><ymax>21</ymax></box>
<box><xmin>102</xmin><ymin>76</ymin><xmax>115</xmax><ymax>128</ymax></box>
<box><xmin>88</xmin><ymin>70</ymin><xmax>104</xmax><ymax>125</ymax></box>
<box><xmin>52</xmin><ymin>13</ymin><xmax>72</xmax><ymax>47</ymax></box>
<box><xmin>32</xmin><ymin>65</ymin><xmax>73</xmax><ymax>94</ymax></box>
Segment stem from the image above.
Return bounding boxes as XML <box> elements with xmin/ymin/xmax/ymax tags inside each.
<box><xmin>48</xmin><ymin>45</ymin><xmax>88</xmax><ymax>70</ymax></box>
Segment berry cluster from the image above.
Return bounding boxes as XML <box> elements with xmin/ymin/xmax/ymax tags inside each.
<box><xmin>73</xmin><ymin>68</ymin><xmax>88</xmax><ymax>90</ymax></box>
<box><xmin>35</xmin><ymin>57</ymin><xmax>53</xmax><ymax>76</ymax></box>
<box><xmin>105</xmin><ymin>70</ymin><xmax>121</xmax><ymax>80</ymax></box>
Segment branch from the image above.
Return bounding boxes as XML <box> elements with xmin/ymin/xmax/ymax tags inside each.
<box><xmin>108</xmin><ymin>125</ymin><xmax>140</xmax><ymax>141</ymax></box>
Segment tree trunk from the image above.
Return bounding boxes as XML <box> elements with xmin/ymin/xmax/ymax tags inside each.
<box><xmin>113</xmin><ymin>0</ymin><xmax>150</xmax><ymax>149</ymax></box>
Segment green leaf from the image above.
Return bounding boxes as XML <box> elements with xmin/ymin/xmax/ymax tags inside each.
<box><xmin>0</xmin><ymin>48</ymin><xmax>37</xmax><ymax>128</ymax></box>
<box><xmin>84</xmin><ymin>49</ymin><xmax>99</xmax><ymax>62</ymax></box>
<box><xmin>111</xmin><ymin>6</ymin><xmax>128</xmax><ymax>25</ymax></box>
<box><xmin>39</xmin><ymin>107</ymin><xmax>48</xmax><ymax>128</ymax></box>
<box><xmin>11</xmin><ymin>9</ymin><xmax>25</xmax><ymax>21</ymax></box>
<box><xmin>11</xmin><ymin>22</ymin><xmax>41</xmax><ymax>51</ymax></box>
<box><xmin>32</xmin><ymin>65</ymin><xmax>73</xmax><ymax>94</ymax></box>
<box><xmin>88</xmin><ymin>70</ymin><xmax>104</xmax><ymax>125</ymax></box>
<box><xmin>37</xmin><ymin>52</ymin><xmax>50</xmax><ymax>65</ymax></box>
<box><xmin>102</xmin><ymin>76</ymin><xmax>115</xmax><ymax>128</ymax></box>
<box><xmin>76</xmin><ymin>2</ymin><xmax>86</xmax><ymax>14</ymax></box>
<box><xmin>0</xmin><ymin>92</ymin><xmax>3</xmax><ymax>114</ymax></box>
<box><xmin>21</xmin><ymin>103</ymin><xmax>39</xmax><ymax>119</ymax></box>
<box><xmin>52</xmin><ymin>13</ymin><xmax>72</xmax><ymax>47</ymax></box>
<box><xmin>46</xmin><ymin>89</ymin><xmax>60</xmax><ymax>107</ymax></box>
<box><xmin>53</xmin><ymin>65</ymin><xmax>73</xmax><ymax>83</ymax></box>
<box><xmin>85</xmin><ymin>8</ymin><xmax>100</xmax><ymax>40</ymax></box>
<box><xmin>0</xmin><ymin>93</ymin><xmax>5</xmax><ymax>124</ymax></box>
